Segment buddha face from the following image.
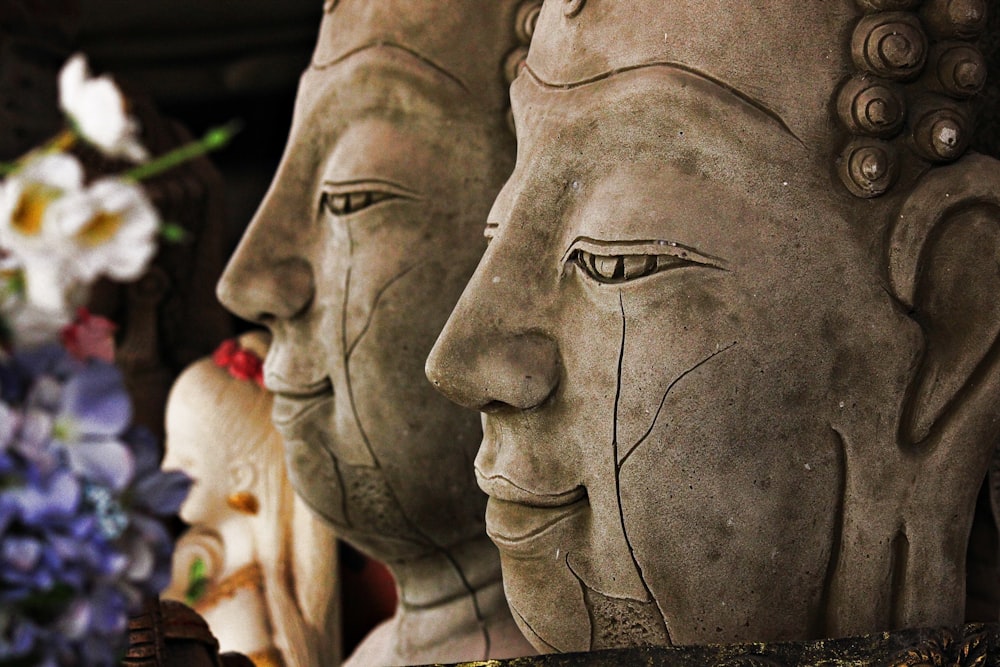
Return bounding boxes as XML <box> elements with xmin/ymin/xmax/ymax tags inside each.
<box><xmin>427</xmin><ymin>68</ymin><xmax>926</xmax><ymax>650</ymax></box>
<box><xmin>217</xmin><ymin>49</ymin><xmax>512</xmax><ymax>561</ymax></box>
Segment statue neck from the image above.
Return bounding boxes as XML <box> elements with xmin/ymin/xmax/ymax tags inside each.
<box><xmin>343</xmin><ymin>535</ymin><xmax>537</xmax><ymax>665</ymax></box>
<box><xmin>386</xmin><ymin>535</ymin><xmax>511</xmax><ymax>653</ymax></box>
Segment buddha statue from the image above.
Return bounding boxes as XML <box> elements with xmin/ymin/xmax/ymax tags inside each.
<box><xmin>427</xmin><ymin>0</ymin><xmax>1000</xmax><ymax>653</ymax></box>
<box><xmin>216</xmin><ymin>1</ymin><xmax>540</xmax><ymax>664</ymax></box>
<box><xmin>161</xmin><ymin>333</ymin><xmax>340</xmax><ymax>666</ymax></box>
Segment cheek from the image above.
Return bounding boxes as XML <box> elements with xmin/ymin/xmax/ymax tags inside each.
<box><xmin>616</xmin><ymin>346</ymin><xmax>843</xmax><ymax>642</ymax></box>
<box><xmin>337</xmin><ymin>198</ymin><xmax>485</xmax><ymax>371</ymax></box>
<box><xmin>545</xmin><ymin>269</ymin><xmax>742</xmax><ymax>495</ymax></box>
<box><xmin>346</xmin><ymin>262</ymin><xmax>486</xmax><ymax>506</ymax></box>
<box><xmin>326</xmin><ymin>209</ymin><xmax>491</xmax><ymax>545</ymax></box>
<box><xmin>615</xmin><ymin>277</ymin><xmax>736</xmax><ymax>453</ymax></box>
<box><xmin>604</xmin><ymin>270</ymin><xmax>904</xmax><ymax>641</ymax></box>
<box><xmin>180</xmin><ymin>465</ymin><xmax>231</xmax><ymax>520</ymax></box>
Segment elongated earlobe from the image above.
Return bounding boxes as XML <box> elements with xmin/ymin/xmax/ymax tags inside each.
<box><xmin>866</xmin><ymin>153</ymin><xmax>1000</xmax><ymax>629</ymax></box>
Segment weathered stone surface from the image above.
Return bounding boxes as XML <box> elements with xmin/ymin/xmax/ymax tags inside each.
<box><xmin>216</xmin><ymin>1</ymin><xmax>542</xmax><ymax>664</ymax></box>
<box><xmin>427</xmin><ymin>0</ymin><xmax>1000</xmax><ymax>654</ymax></box>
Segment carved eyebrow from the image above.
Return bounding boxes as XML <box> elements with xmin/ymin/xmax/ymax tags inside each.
<box><xmin>561</xmin><ymin>235</ymin><xmax>729</xmax><ymax>267</ymax></box>
<box><xmin>524</xmin><ymin>62</ymin><xmax>803</xmax><ymax>146</ymax></box>
<box><xmin>311</xmin><ymin>42</ymin><xmax>469</xmax><ymax>94</ymax></box>
<box><xmin>321</xmin><ymin>178</ymin><xmax>423</xmax><ymax>198</ymax></box>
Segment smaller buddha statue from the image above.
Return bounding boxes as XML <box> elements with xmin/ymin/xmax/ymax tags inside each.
<box><xmin>161</xmin><ymin>332</ymin><xmax>339</xmax><ymax>667</ymax></box>
<box><xmin>216</xmin><ymin>0</ymin><xmax>543</xmax><ymax>663</ymax></box>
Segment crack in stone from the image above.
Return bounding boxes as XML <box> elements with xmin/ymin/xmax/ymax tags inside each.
<box><xmin>611</xmin><ymin>291</ymin><xmax>672</xmax><ymax>646</ymax></box>
<box><xmin>618</xmin><ymin>340</ymin><xmax>739</xmax><ymax>469</ymax></box>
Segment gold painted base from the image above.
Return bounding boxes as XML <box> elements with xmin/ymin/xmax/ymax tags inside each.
<box><xmin>443</xmin><ymin>624</ymin><xmax>1000</xmax><ymax>667</ymax></box>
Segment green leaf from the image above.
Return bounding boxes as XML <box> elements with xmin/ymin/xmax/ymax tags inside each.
<box><xmin>159</xmin><ymin>222</ymin><xmax>190</xmax><ymax>243</ymax></box>
<box><xmin>185</xmin><ymin>556</ymin><xmax>209</xmax><ymax>606</ymax></box>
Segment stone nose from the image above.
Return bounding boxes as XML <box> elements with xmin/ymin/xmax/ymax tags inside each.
<box><xmin>218</xmin><ymin>255</ymin><xmax>314</xmax><ymax>323</ymax></box>
<box><xmin>217</xmin><ymin>214</ymin><xmax>315</xmax><ymax>323</ymax></box>
<box><xmin>428</xmin><ymin>324</ymin><xmax>561</xmax><ymax>413</ymax></box>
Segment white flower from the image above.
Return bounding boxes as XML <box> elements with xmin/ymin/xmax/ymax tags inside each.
<box><xmin>58</xmin><ymin>54</ymin><xmax>148</xmax><ymax>163</ymax></box>
<box><xmin>0</xmin><ymin>256</ymin><xmax>73</xmax><ymax>346</ymax></box>
<box><xmin>0</xmin><ymin>153</ymin><xmax>82</xmax><ymax>314</ymax></box>
<box><xmin>0</xmin><ymin>153</ymin><xmax>84</xmax><ymax>254</ymax></box>
<box><xmin>0</xmin><ymin>168</ymin><xmax>158</xmax><ymax>314</ymax></box>
<box><xmin>3</xmin><ymin>301</ymin><xmax>73</xmax><ymax>347</ymax></box>
<box><xmin>49</xmin><ymin>178</ymin><xmax>159</xmax><ymax>283</ymax></box>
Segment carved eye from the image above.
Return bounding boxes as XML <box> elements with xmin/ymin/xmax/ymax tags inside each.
<box><xmin>565</xmin><ymin>239</ymin><xmax>727</xmax><ymax>285</ymax></box>
<box><xmin>320</xmin><ymin>190</ymin><xmax>396</xmax><ymax>216</ymax></box>
<box><xmin>571</xmin><ymin>250</ymin><xmax>690</xmax><ymax>284</ymax></box>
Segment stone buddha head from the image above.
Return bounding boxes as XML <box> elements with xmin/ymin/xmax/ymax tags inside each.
<box><xmin>216</xmin><ymin>1</ymin><xmax>541</xmax><ymax>662</ymax></box>
<box><xmin>427</xmin><ymin>0</ymin><xmax>1000</xmax><ymax>653</ymax></box>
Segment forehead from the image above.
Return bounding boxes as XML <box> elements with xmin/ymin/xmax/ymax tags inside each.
<box><xmin>507</xmin><ymin>67</ymin><xmax>824</xmax><ymax>215</ymax></box>
<box><xmin>295</xmin><ymin>47</ymin><xmax>473</xmax><ymax>129</ymax></box>
<box><xmin>495</xmin><ymin>67</ymin><xmax>886</xmax><ymax>278</ymax></box>
<box><xmin>525</xmin><ymin>0</ymin><xmax>856</xmax><ymax>145</ymax></box>
<box><xmin>288</xmin><ymin>47</ymin><xmax>497</xmax><ymax>188</ymax></box>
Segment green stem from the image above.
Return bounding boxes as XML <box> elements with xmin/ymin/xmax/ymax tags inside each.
<box><xmin>2</xmin><ymin>129</ymin><xmax>78</xmax><ymax>176</ymax></box>
<box><xmin>124</xmin><ymin>120</ymin><xmax>242</xmax><ymax>181</ymax></box>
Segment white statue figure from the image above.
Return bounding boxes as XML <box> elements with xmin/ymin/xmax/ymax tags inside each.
<box><xmin>162</xmin><ymin>331</ymin><xmax>340</xmax><ymax>667</ymax></box>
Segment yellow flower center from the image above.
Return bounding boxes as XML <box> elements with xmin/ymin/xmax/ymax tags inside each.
<box><xmin>77</xmin><ymin>210</ymin><xmax>123</xmax><ymax>246</ymax></box>
<box><xmin>12</xmin><ymin>184</ymin><xmax>60</xmax><ymax>236</ymax></box>
<box><xmin>53</xmin><ymin>420</ymin><xmax>74</xmax><ymax>442</ymax></box>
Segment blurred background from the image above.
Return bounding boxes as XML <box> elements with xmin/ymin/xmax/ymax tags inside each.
<box><xmin>0</xmin><ymin>0</ymin><xmax>396</xmax><ymax>653</ymax></box>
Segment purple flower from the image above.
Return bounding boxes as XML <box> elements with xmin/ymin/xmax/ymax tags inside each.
<box><xmin>7</xmin><ymin>467</ymin><xmax>80</xmax><ymax>524</ymax></box>
<box><xmin>0</xmin><ymin>614</ymin><xmax>38</xmax><ymax>660</ymax></box>
<box><xmin>121</xmin><ymin>514</ymin><xmax>173</xmax><ymax>594</ymax></box>
<box><xmin>126</xmin><ymin>427</ymin><xmax>191</xmax><ymax>517</ymax></box>
<box><xmin>53</xmin><ymin>362</ymin><xmax>134</xmax><ymax>492</ymax></box>
<box><xmin>3</xmin><ymin>536</ymin><xmax>43</xmax><ymax>572</ymax></box>
<box><xmin>0</xmin><ymin>401</ymin><xmax>19</xmax><ymax>450</ymax></box>
<box><xmin>0</xmin><ymin>343</ymin><xmax>189</xmax><ymax>665</ymax></box>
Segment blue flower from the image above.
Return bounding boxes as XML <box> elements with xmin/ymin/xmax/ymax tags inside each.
<box><xmin>0</xmin><ymin>343</ymin><xmax>189</xmax><ymax>665</ymax></box>
<box><xmin>7</xmin><ymin>467</ymin><xmax>80</xmax><ymax>525</ymax></box>
<box><xmin>0</xmin><ymin>614</ymin><xmax>39</xmax><ymax>661</ymax></box>
<box><xmin>52</xmin><ymin>361</ymin><xmax>134</xmax><ymax>492</ymax></box>
<box><xmin>126</xmin><ymin>427</ymin><xmax>191</xmax><ymax>517</ymax></box>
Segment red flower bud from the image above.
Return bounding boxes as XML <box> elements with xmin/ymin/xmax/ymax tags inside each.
<box><xmin>211</xmin><ymin>338</ymin><xmax>265</xmax><ymax>387</ymax></box>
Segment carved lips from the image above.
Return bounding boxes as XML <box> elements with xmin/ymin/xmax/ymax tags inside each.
<box><xmin>268</xmin><ymin>375</ymin><xmax>334</xmax><ymax>427</ymax></box>
<box><xmin>478</xmin><ymin>470</ymin><xmax>588</xmax><ymax>552</ymax></box>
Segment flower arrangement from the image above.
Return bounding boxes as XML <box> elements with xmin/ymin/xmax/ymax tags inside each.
<box><xmin>0</xmin><ymin>53</ymin><xmax>234</xmax><ymax>666</ymax></box>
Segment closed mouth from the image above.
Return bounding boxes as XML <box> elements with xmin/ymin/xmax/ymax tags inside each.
<box><xmin>486</xmin><ymin>494</ymin><xmax>588</xmax><ymax>548</ymax></box>
<box><xmin>478</xmin><ymin>468</ymin><xmax>588</xmax><ymax>547</ymax></box>
<box><xmin>477</xmin><ymin>469</ymin><xmax>587</xmax><ymax>508</ymax></box>
<box><xmin>268</xmin><ymin>376</ymin><xmax>334</xmax><ymax>425</ymax></box>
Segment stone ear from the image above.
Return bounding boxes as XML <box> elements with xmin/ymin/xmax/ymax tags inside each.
<box><xmin>887</xmin><ymin>154</ymin><xmax>1000</xmax><ymax>446</ymax></box>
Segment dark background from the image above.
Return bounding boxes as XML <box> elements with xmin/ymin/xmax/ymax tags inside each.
<box><xmin>0</xmin><ymin>0</ymin><xmax>396</xmax><ymax>653</ymax></box>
